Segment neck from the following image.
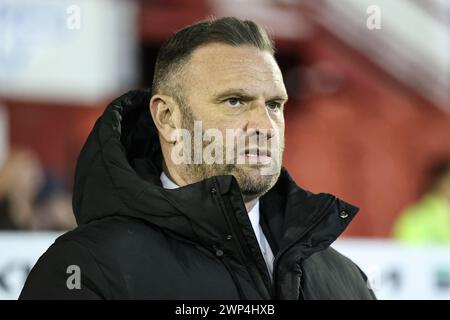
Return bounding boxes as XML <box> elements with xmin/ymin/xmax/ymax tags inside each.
<box><xmin>244</xmin><ymin>197</ymin><xmax>258</xmax><ymax>213</ymax></box>
<box><xmin>162</xmin><ymin>161</ymin><xmax>190</xmax><ymax>187</ymax></box>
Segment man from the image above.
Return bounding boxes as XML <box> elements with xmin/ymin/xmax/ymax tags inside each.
<box><xmin>20</xmin><ymin>17</ymin><xmax>375</xmax><ymax>299</ymax></box>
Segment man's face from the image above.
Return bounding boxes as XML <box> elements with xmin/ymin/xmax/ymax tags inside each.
<box><xmin>173</xmin><ymin>43</ymin><xmax>287</xmax><ymax>199</ymax></box>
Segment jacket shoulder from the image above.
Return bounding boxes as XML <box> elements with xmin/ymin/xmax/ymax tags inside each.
<box><xmin>20</xmin><ymin>216</ymin><xmax>157</xmax><ymax>299</ymax></box>
<box><xmin>58</xmin><ymin>216</ymin><xmax>166</xmax><ymax>252</ymax></box>
<box><xmin>19</xmin><ymin>237</ymin><xmax>110</xmax><ymax>299</ymax></box>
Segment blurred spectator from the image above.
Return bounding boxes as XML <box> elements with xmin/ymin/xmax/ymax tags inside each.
<box><xmin>0</xmin><ymin>149</ymin><xmax>75</xmax><ymax>230</ymax></box>
<box><xmin>0</xmin><ymin>149</ymin><xmax>42</xmax><ymax>229</ymax></box>
<box><xmin>33</xmin><ymin>171</ymin><xmax>75</xmax><ymax>230</ymax></box>
<box><xmin>393</xmin><ymin>159</ymin><xmax>450</xmax><ymax>244</ymax></box>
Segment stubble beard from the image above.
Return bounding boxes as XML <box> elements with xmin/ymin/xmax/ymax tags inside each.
<box><xmin>176</xmin><ymin>103</ymin><xmax>284</xmax><ymax>200</ymax></box>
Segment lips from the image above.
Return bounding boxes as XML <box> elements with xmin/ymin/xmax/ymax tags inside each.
<box><xmin>242</xmin><ymin>148</ymin><xmax>271</xmax><ymax>157</ymax></box>
<box><xmin>241</xmin><ymin>148</ymin><xmax>272</xmax><ymax>164</ymax></box>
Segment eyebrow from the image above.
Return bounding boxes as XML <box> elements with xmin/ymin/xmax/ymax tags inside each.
<box><xmin>212</xmin><ymin>88</ymin><xmax>289</xmax><ymax>103</ymax></box>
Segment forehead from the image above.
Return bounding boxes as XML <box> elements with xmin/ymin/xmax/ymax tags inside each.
<box><xmin>182</xmin><ymin>43</ymin><xmax>286</xmax><ymax>96</ymax></box>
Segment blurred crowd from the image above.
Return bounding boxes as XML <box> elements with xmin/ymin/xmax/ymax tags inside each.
<box><xmin>0</xmin><ymin>148</ymin><xmax>75</xmax><ymax>230</ymax></box>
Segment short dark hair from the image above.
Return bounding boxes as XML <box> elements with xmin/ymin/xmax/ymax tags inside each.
<box><xmin>151</xmin><ymin>16</ymin><xmax>275</xmax><ymax>102</ymax></box>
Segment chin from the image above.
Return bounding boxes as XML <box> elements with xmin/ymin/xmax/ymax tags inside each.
<box><xmin>232</xmin><ymin>165</ymin><xmax>280</xmax><ymax>197</ymax></box>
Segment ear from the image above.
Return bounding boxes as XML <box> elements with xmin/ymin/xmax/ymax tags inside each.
<box><xmin>149</xmin><ymin>94</ymin><xmax>179</xmax><ymax>143</ymax></box>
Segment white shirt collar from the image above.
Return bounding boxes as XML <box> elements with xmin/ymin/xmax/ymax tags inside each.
<box><xmin>247</xmin><ymin>201</ymin><xmax>261</xmax><ymax>244</ymax></box>
<box><xmin>160</xmin><ymin>171</ymin><xmax>180</xmax><ymax>189</ymax></box>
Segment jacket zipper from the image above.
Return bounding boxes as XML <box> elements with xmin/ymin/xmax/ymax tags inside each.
<box><xmin>217</xmin><ymin>252</ymin><xmax>247</xmax><ymax>300</ymax></box>
<box><xmin>211</xmin><ymin>178</ymin><xmax>274</xmax><ymax>299</ymax></box>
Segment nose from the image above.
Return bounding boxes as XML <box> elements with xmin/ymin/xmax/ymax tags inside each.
<box><xmin>245</xmin><ymin>100</ymin><xmax>275</xmax><ymax>139</ymax></box>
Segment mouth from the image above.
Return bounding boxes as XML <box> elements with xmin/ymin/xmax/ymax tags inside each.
<box><xmin>241</xmin><ymin>148</ymin><xmax>272</xmax><ymax>164</ymax></box>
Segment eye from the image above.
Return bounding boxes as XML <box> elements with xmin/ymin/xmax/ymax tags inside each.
<box><xmin>225</xmin><ymin>98</ymin><xmax>242</xmax><ymax>107</ymax></box>
<box><xmin>266</xmin><ymin>101</ymin><xmax>281</xmax><ymax>111</ymax></box>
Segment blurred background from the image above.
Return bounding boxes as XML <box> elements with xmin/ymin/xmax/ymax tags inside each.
<box><xmin>0</xmin><ymin>0</ymin><xmax>449</xmax><ymax>299</ymax></box>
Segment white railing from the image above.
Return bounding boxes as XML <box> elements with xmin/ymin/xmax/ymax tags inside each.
<box><xmin>1</xmin><ymin>232</ymin><xmax>450</xmax><ymax>300</ymax></box>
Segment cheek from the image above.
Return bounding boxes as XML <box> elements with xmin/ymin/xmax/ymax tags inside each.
<box><xmin>273</xmin><ymin>119</ymin><xmax>285</xmax><ymax>150</ymax></box>
<box><xmin>269</xmin><ymin>113</ymin><xmax>285</xmax><ymax>132</ymax></box>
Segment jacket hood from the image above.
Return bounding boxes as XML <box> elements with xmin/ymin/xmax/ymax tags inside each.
<box><xmin>72</xmin><ymin>90</ymin><xmax>359</xmax><ymax>255</ymax></box>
